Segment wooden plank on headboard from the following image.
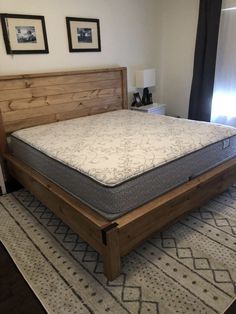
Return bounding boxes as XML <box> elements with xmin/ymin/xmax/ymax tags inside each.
<box><xmin>0</xmin><ymin>67</ymin><xmax>128</xmax><ymax>134</ymax></box>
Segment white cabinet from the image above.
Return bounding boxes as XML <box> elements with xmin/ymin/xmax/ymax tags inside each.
<box><xmin>131</xmin><ymin>103</ymin><xmax>166</xmax><ymax>115</ymax></box>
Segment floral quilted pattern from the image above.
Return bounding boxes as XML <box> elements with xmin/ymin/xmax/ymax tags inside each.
<box><xmin>12</xmin><ymin>110</ymin><xmax>236</xmax><ymax>186</ymax></box>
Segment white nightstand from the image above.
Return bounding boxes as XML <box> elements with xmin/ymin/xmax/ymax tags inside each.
<box><xmin>0</xmin><ymin>160</ymin><xmax>6</xmax><ymax>195</ymax></box>
<box><xmin>131</xmin><ymin>103</ymin><xmax>166</xmax><ymax>115</ymax></box>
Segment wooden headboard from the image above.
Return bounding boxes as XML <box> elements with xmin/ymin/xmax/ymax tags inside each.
<box><xmin>0</xmin><ymin>67</ymin><xmax>127</xmax><ymax>137</ymax></box>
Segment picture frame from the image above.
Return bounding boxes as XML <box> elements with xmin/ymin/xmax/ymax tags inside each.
<box><xmin>66</xmin><ymin>17</ymin><xmax>101</xmax><ymax>52</ymax></box>
<box><xmin>0</xmin><ymin>13</ymin><xmax>49</xmax><ymax>54</ymax></box>
<box><xmin>131</xmin><ymin>92</ymin><xmax>143</xmax><ymax>107</ymax></box>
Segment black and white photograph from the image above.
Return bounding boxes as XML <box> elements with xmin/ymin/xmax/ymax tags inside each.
<box><xmin>77</xmin><ymin>27</ymin><xmax>92</xmax><ymax>43</ymax></box>
<box><xmin>66</xmin><ymin>17</ymin><xmax>101</xmax><ymax>52</ymax></box>
<box><xmin>0</xmin><ymin>14</ymin><xmax>49</xmax><ymax>54</ymax></box>
<box><xmin>15</xmin><ymin>26</ymin><xmax>37</xmax><ymax>43</ymax></box>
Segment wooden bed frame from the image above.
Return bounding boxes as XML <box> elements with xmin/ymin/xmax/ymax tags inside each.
<box><xmin>1</xmin><ymin>67</ymin><xmax>236</xmax><ymax>281</ymax></box>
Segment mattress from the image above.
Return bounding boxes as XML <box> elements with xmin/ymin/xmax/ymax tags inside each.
<box><xmin>9</xmin><ymin>110</ymin><xmax>236</xmax><ymax>220</ymax></box>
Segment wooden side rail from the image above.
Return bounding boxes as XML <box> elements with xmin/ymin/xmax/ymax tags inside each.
<box><xmin>5</xmin><ymin>152</ymin><xmax>236</xmax><ymax>280</ymax></box>
<box><xmin>116</xmin><ymin>157</ymin><xmax>236</xmax><ymax>256</ymax></box>
<box><xmin>5</xmin><ymin>154</ymin><xmax>108</xmax><ymax>252</ymax></box>
<box><xmin>5</xmin><ymin>153</ymin><xmax>122</xmax><ymax>280</ymax></box>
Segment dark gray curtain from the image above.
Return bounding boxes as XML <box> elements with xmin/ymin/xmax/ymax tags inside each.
<box><xmin>188</xmin><ymin>0</ymin><xmax>222</xmax><ymax>121</ymax></box>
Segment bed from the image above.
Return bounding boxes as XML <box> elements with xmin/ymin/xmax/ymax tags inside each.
<box><xmin>1</xmin><ymin>67</ymin><xmax>236</xmax><ymax>281</ymax></box>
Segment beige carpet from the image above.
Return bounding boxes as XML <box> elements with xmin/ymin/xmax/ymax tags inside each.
<box><xmin>0</xmin><ymin>188</ymin><xmax>236</xmax><ymax>314</ymax></box>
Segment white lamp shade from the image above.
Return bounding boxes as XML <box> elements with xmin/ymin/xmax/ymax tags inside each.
<box><xmin>135</xmin><ymin>69</ymin><xmax>156</xmax><ymax>88</ymax></box>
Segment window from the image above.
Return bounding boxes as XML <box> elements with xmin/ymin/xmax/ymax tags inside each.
<box><xmin>211</xmin><ymin>0</ymin><xmax>236</xmax><ymax>126</ymax></box>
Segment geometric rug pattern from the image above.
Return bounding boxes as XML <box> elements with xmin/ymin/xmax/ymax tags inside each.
<box><xmin>0</xmin><ymin>187</ymin><xmax>236</xmax><ymax>314</ymax></box>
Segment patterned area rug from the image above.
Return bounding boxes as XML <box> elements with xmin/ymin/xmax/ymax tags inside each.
<box><xmin>0</xmin><ymin>188</ymin><xmax>236</xmax><ymax>314</ymax></box>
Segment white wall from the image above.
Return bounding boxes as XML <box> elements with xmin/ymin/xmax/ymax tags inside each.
<box><xmin>0</xmin><ymin>0</ymin><xmax>159</xmax><ymax>101</ymax></box>
<box><xmin>0</xmin><ymin>0</ymin><xmax>199</xmax><ymax>115</ymax></box>
<box><xmin>157</xmin><ymin>0</ymin><xmax>199</xmax><ymax>118</ymax></box>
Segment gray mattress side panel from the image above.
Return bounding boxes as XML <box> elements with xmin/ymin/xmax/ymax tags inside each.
<box><xmin>9</xmin><ymin>135</ymin><xmax>236</xmax><ymax>220</ymax></box>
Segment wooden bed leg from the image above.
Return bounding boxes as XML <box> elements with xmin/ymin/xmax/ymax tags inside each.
<box><xmin>102</xmin><ymin>223</ymin><xmax>121</xmax><ymax>281</ymax></box>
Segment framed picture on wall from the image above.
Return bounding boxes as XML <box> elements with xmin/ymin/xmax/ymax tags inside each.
<box><xmin>66</xmin><ymin>17</ymin><xmax>101</xmax><ymax>52</ymax></box>
<box><xmin>0</xmin><ymin>13</ymin><xmax>49</xmax><ymax>54</ymax></box>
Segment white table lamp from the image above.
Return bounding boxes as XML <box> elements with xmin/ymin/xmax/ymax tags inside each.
<box><xmin>135</xmin><ymin>69</ymin><xmax>156</xmax><ymax>105</ymax></box>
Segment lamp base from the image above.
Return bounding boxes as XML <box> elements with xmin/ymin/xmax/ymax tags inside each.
<box><xmin>142</xmin><ymin>88</ymin><xmax>153</xmax><ymax>105</ymax></box>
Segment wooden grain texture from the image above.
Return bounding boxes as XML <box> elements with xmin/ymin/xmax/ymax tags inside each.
<box><xmin>121</xmin><ymin>68</ymin><xmax>128</xmax><ymax>109</ymax></box>
<box><xmin>4</xmin><ymin>102</ymin><xmax>122</xmax><ymax>134</ymax></box>
<box><xmin>5</xmin><ymin>114</ymin><xmax>56</xmax><ymax>134</ymax></box>
<box><xmin>0</xmin><ymin>67</ymin><xmax>128</xmax><ymax>280</ymax></box>
<box><xmin>5</xmin><ymin>154</ymin><xmax>108</xmax><ymax>255</ymax></box>
<box><xmin>0</xmin><ymin>158</ymin><xmax>6</xmax><ymax>194</ymax></box>
<box><xmin>6</xmin><ymin>152</ymin><xmax>236</xmax><ymax>280</ymax></box>
<box><xmin>0</xmin><ymin>112</ymin><xmax>7</xmax><ymax>154</ymax></box>
<box><xmin>116</xmin><ymin>157</ymin><xmax>236</xmax><ymax>256</ymax></box>
<box><xmin>0</xmin><ymin>80</ymin><xmax>121</xmax><ymax>101</ymax></box>
<box><xmin>4</xmin><ymin>96</ymin><xmax>121</xmax><ymax>122</ymax></box>
<box><xmin>0</xmin><ymin>71</ymin><xmax>120</xmax><ymax>91</ymax></box>
<box><xmin>0</xmin><ymin>67</ymin><xmax>125</xmax><ymax>81</ymax></box>
<box><xmin>3</xmin><ymin>66</ymin><xmax>236</xmax><ymax>281</ymax></box>
<box><xmin>0</xmin><ymin>88</ymin><xmax>121</xmax><ymax>113</ymax></box>
<box><xmin>0</xmin><ymin>67</ymin><xmax>127</xmax><ymax>134</ymax></box>
<box><xmin>103</xmin><ymin>227</ymin><xmax>121</xmax><ymax>281</ymax></box>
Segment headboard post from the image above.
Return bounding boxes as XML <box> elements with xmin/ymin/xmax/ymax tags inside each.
<box><xmin>0</xmin><ymin>111</ymin><xmax>7</xmax><ymax>155</ymax></box>
<box><xmin>0</xmin><ymin>110</ymin><xmax>8</xmax><ymax>185</ymax></box>
<box><xmin>121</xmin><ymin>67</ymin><xmax>128</xmax><ymax>109</ymax></box>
